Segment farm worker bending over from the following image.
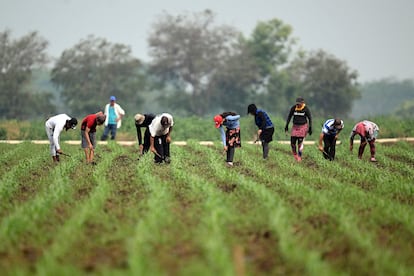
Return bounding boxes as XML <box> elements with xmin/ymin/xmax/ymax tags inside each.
<box><xmin>134</xmin><ymin>113</ymin><xmax>156</xmax><ymax>156</ymax></box>
<box><xmin>45</xmin><ymin>114</ymin><xmax>78</xmax><ymax>163</ymax></box>
<box><xmin>318</xmin><ymin>118</ymin><xmax>344</xmax><ymax>161</ymax></box>
<box><xmin>101</xmin><ymin>95</ymin><xmax>125</xmax><ymax>141</ymax></box>
<box><xmin>149</xmin><ymin>113</ymin><xmax>174</xmax><ymax>164</ymax></box>
<box><xmin>214</xmin><ymin>112</ymin><xmax>241</xmax><ymax>167</ymax></box>
<box><xmin>285</xmin><ymin>97</ymin><xmax>312</xmax><ymax>162</ymax></box>
<box><xmin>350</xmin><ymin>120</ymin><xmax>379</xmax><ymax>162</ymax></box>
<box><xmin>81</xmin><ymin>111</ymin><xmax>106</xmax><ymax>165</ymax></box>
<box><xmin>247</xmin><ymin>104</ymin><xmax>274</xmax><ymax>159</ymax></box>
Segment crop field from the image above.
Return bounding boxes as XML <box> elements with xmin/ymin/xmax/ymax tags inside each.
<box><xmin>0</xmin><ymin>140</ymin><xmax>414</xmax><ymax>275</ymax></box>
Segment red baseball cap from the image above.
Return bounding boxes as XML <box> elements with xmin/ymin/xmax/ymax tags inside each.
<box><xmin>214</xmin><ymin>115</ymin><xmax>223</xmax><ymax>128</ymax></box>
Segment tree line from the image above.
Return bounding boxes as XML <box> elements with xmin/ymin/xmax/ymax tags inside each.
<box><xmin>0</xmin><ymin>10</ymin><xmax>387</xmax><ymax>121</ymax></box>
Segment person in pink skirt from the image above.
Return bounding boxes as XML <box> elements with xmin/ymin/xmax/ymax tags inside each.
<box><xmin>284</xmin><ymin>97</ymin><xmax>313</xmax><ymax>161</ymax></box>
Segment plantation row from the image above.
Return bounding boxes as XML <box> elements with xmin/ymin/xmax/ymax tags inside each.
<box><xmin>0</xmin><ymin>141</ymin><xmax>413</xmax><ymax>275</ymax></box>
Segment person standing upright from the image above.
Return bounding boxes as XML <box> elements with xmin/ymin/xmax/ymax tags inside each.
<box><xmin>134</xmin><ymin>113</ymin><xmax>156</xmax><ymax>156</ymax></box>
<box><xmin>45</xmin><ymin>114</ymin><xmax>78</xmax><ymax>163</ymax></box>
<box><xmin>350</xmin><ymin>120</ymin><xmax>379</xmax><ymax>162</ymax></box>
<box><xmin>101</xmin><ymin>96</ymin><xmax>125</xmax><ymax>141</ymax></box>
<box><xmin>247</xmin><ymin>104</ymin><xmax>274</xmax><ymax>159</ymax></box>
<box><xmin>284</xmin><ymin>97</ymin><xmax>312</xmax><ymax>162</ymax></box>
<box><xmin>149</xmin><ymin>113</ymin><xmax>174</xmax><ymax>164</ymax></box>
<box><xmin>318</xmin><ymin>118</ymin><xmax>344</xmax><ymax>161</ymax></box>
<box><xmin>214</xmin><ymin>112</ymin><xmax>241</xmax><ymax>167</ymax></box>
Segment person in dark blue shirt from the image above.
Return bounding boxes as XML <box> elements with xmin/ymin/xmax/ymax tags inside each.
<box><xmin>247</xmin><ymin>104</ymin><xmax>274</xmax><ymax>159</ymax></box>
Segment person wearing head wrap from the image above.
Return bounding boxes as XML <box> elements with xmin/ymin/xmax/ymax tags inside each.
<box><xmin>284</xmin><ymin>97</ymin><xmax>312</xmax><ymax>162</ymax></box>
<box><xmin>350</xmin><ymin>120</ymin><xmax>379</xmax><ymax>162</ymax></box>
<box><xmin>134</xmin><ymin>113</ymin><xmax>156</xmax><ymax>156</ymax></box>
<box><xmin>45</xmin><ymin>114</ymin><xmax>78</xmax><ymax>163</ymax></box>
<box><xmin>213</xmin><ymin>112</ymin><xmax>241</xmax><ymax>167</ymax></box>
<box><xmin>318</xmin><ymin>118</ymin><xmax>344</xmax><ymax>161</ymax></box>
<box><xmin>81</xmin><ymin>111</ymin><xmax>106</xmax><ymax>164</ymax></box>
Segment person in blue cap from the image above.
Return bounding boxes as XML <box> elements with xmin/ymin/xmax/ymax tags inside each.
<box><xmin>101</xmin><ymin>95</ymin><xmax>125</xmax><ymax>140</ymax></box>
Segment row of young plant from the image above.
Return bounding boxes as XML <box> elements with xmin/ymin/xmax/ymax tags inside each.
<box><xmin>0</xmin><ymin>141</ymin><xmax>413</xmax><ymax>275</ymax></box>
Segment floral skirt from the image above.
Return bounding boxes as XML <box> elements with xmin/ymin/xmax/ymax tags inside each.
<box><xmin>226</xmin><ymin>127</ymin><xmax>241</xmax><ymax>147</ymax></box>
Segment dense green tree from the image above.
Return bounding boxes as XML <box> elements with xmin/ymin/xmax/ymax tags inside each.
<box><xmin>0</xmin><ymin>30</ymin><xmax>55</xmax><ymax>119</ymax></box>
<box><xmin>242</xmin><ymin>19</ymin><xmax>296</xmax><ymax>115</ymax></box>
<box><xmin>246</xmin><ymin>19</ymin><xmax>295</xmax><ymax>81</ymax></box>
<box><xmin>51</xmin><ymin>35</ymin><xmax>145</xmax><ymax>117</ymax></box>
<box><xmin>148</xmin><ymin>10</ymin><xmax>257</xmax><ymax>115</ymax></box>
<box><xmin>286</xmin><ymin>50</ymin><xmax>360</xmax><ymax>118</ymax></box>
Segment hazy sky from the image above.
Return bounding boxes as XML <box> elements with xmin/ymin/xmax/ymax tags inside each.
<box><xmin>1</xmin><ymin>0</ymin><xmax>413</xmax><ymax>82</ymax></box>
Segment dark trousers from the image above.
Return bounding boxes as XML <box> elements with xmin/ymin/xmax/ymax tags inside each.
<box><xmin>154</xmin><ymin>135</ymin><xmax>170</xmax><ymax>163</ymax></box>
<box><xmin>260</xmin><ymin>127</ymin><xmax>274</xmax><ymax>159</ymax></box>
<box><xmin>142</xmin><ymin>128</ymin><xmax>151</xmax><ymax>153</ymax></box>
<box><xmin>323</xmin><ymin>135</ymin><xmax>336</xmax><ymax>161</ymax></box>
<box><xmin>290</xmin><ymin>136</ymin><xmax>304</xmax><ymax>156</ymax></box>
<box><xmin>359</xmin><ymin>139</ymin><xmax>376</xmax><ymax>158</ymax></box>
<box><xmin>226</xmin><ymin>146</ymin><xmax>235</xmax><ymax>162</ymax></box>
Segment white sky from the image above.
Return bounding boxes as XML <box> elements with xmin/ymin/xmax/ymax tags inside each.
<box><xmin>1</xmin><ymin>0</ymin><xmax>413</xmax><ymax>82</ymax></box>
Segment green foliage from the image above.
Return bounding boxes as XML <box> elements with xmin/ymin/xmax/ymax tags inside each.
<box><xmin>0</xmin><ymin>127</ymin><xmax>6</xmax><ymax>139</ymax></box>
<box><xmin>0</xmin><ymin>30</ymin><xmax>53</xmax><ymax>119</ymax></box>
<box><xmin>246</xmin><ymin>18</ymin><xmax>295</xmax><ymax>78</ymax></box>
<box><xmin>284</xmin><ymin>50</ymin><xmax>360</xmax><ymax>118</ymax></box>
<box><xmin>50</xmin><ymin>35</ymin><xmax>145</xmax><ymax>117</ymax></box>
<box><xmin>148</xmin><ymin>10</ymin><xmax>257</xmax><ymax>115</ymax></box>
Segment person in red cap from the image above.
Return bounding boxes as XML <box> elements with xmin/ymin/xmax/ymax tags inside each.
<box><xmin>213</xmin><ymin>112</ymin><xmax>241</xmax><ymax>167</ymax></box>
<box><xmin>285</xmin><ymin>97</ymin><xmax>312</xmax><ymax>162</ymax></box>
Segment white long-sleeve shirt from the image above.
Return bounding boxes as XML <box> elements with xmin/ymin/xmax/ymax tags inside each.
<box><xmin>104</xmin><ymin>103</ymin><xmax>125</xmax><ymax>128</ymax></box>
<box><xmin>45</xmin><ymin>114</ymin><xmax>71</xmax><ymax>151</ymax></box>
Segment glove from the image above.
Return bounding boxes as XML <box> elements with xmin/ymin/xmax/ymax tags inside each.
<box><xmin>308</xmin><ymin>127</ymin><xmax>312</xmax><ymax>135</ymax></box>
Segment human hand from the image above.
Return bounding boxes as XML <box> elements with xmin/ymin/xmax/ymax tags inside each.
<box><xmin>350</xmin><ymin>145</ymin><xmax>353</xmax><ymax>151</ymax></box>
<box><xmin>166</xmin><ymin>135</ymin><xmax>172</xmax><ymax>143</ymax></box>
<box><xmin>308</xmin><ymin>127</ymin><xmax>312</xmax><ymax>135</ymax></box>
<box><xmin>57</xmin><ymin>149</ymin><xmax>63</xmax><ymax>154</ymax></box>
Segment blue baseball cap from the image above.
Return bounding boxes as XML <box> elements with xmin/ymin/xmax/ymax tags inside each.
<box><xmin>110</xmin><ymin>96</ymin><xmax>116</xmax><ymax>101</ymax></box>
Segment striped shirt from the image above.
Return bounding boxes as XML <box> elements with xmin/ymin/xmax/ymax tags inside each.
<box><xmin>322</xmin><ymin>119</ymin><xmax>344</xmax><ymax>136</ymax></box>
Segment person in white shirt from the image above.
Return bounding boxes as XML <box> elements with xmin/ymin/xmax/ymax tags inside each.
<box><xmin>45</xmin><ymin>114</ymin><xmax>78</xmax><ymax>162</ymax></box>
<box><xmin>101</xmin><ymin>95</ymin><xmax>125</xmax><ymax>140</ymax></box>
<box><xmin>148</xmin><ymin>113</ymin><xmax>174</xmax><ymax>163</ymax></box>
